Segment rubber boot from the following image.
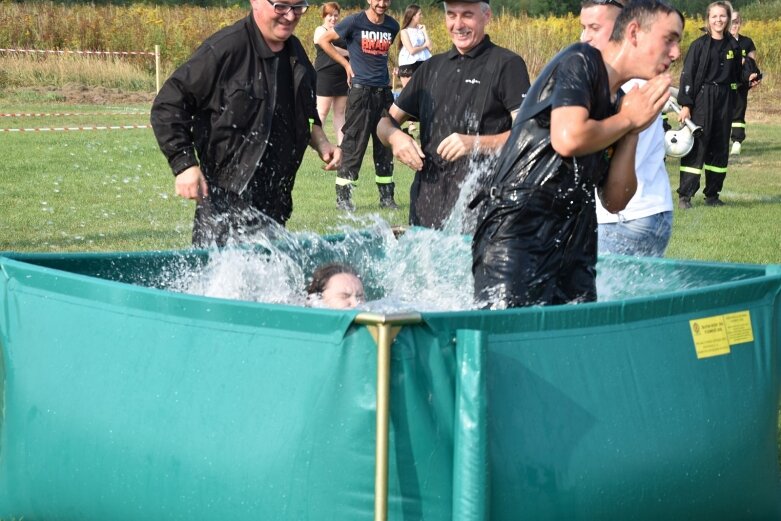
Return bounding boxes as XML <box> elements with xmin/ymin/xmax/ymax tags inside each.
<box><xmin>378</xmin><ymin>183</ymin><xmax>399</xmax><ymax>210</ymax></box>
<box><xmin>336</xmin><ymin>184</ymin><xmax>355</xmax><ymax>212</ymax></box>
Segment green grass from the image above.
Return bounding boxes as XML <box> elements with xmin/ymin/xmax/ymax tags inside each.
<box><xmin>0</xmin><ymin>102</ymin><xmax>413</xmax><ymax>252</ymax></box>
<box><xmin>2</xmin><ymin>100</ymin><xmax>780</xmax><ymax>266</ymax></box>
<box><xmin>665</xmin><ymin>122</ymin><xmax>781</xmax><ymax>264</ymax></box>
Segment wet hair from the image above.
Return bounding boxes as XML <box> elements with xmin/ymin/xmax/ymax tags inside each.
<box><xmin>610</xmin><ymin>0</ymin><xmax>684</xmax><ymax>42</ymax></box>
<box><xmin>705</xmin><ymin>1</ymin><xmax>733</xmax><ymax>35</ymax></box>
<box><xmin>321</xmin><ymin>2</ymin><xmax>340</xmax><ymax>18</ymax></box>
<box><xmin>581</xmin><ymin>0</ymin><xmax>625</xmax><ymax>8</ymax></box>
<box><xmin>306</xmin><ymin>263</ymin><xmax>359</xmax><ymax>296</ymax></box>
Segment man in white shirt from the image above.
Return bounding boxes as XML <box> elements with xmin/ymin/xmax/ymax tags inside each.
<box><xmin>581</xmin><ymin>0</ymin><xmax>673</xmax><ymax>257</ymax></box>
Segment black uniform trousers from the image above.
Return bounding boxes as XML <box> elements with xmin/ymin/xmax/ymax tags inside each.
<box><xmin>337</xmin><ymin>85</ymin><xmax>394</xmax><ymax>187</ymax></box>
<box><xmin>731</xmin><ymin>85</ymin><xmax>749</xmax><ymax>143</ymax></box>
<box><xmin>678</xmin><ymin>84</ymin><xmax>734</xmax><ymax>199</ymax></box>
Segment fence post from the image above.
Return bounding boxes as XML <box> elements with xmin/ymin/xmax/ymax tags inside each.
<box><xmin>155</xmin><ymin>45</ymin><xmax>161</xmax><ymax>93</ymax></box>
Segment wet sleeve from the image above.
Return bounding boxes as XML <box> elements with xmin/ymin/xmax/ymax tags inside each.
<box><xmin>498</xmin><ymin>54</ymin><xmax>530</xmax><ymax>112</ymax></box>
<box><xmin>150</xmin><ymin>45</ymin><xmax>221</xmax><ymax>175</ymax></box>
<box><xmin>549</xmin><ymin>51</ymin><xmax>593</xmax><ymax>112</ymax></box>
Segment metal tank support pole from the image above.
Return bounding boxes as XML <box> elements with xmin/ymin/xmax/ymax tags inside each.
<box><xmin>354</xmin><ymin>312</ymin><xmax>422</xmax><ymax>521</ymax></box>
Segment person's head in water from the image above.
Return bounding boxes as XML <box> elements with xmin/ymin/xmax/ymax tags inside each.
<box><xmin>580</xmin><ymin>0</ymin><xmax>625</xmax><ymax>49</ymax></box>
<box><xmin>306</xmin><ymin>263</ymin><xmax>366</xmax><ymax>309</ymax></box>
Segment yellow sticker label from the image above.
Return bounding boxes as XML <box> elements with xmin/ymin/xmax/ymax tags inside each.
<box><xmin>690</xmin><ymin>316</ymin><xmax>731</xmax><ymax>359</ymax></box>
<box><xmin>724</xmin><ymin>311</ymin><xmax>754</xmax><ymax>345</ymax></box>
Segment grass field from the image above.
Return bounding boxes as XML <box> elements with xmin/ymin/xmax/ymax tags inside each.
<box><xmin>1</xmin><ymin>97</ymin><xmax>779</xmax><ymax>265</ymax></box>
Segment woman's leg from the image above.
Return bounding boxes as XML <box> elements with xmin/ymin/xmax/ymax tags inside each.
<box><xmin>331</xmin><ymin>95</ymin><xmax>347</xmax><ymax>145</ymax></box>
<box><xmin>317</xmin><ymin>95</ymin><xmax>333</xmax><ymax>137</ymax></box>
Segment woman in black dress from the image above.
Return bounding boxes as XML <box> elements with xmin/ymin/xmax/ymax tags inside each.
<box><xmin>313</xmin><ymin>2</ymin><xmax>349</xmax><ymax>144</ymax></box>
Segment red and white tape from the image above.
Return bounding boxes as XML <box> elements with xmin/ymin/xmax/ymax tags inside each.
<box><xmin>0</xmin><ymin>48</ymin><xmax>156</xmax><ymax>57</ymax></box>
<box><xmin>0</xmin><ymin>124</ymin><xmax>151</xmax><ymax>132</ymax></box>
<box><xmin>1</xmin><ymin>112</ymin><xmax>149</xmax><ymax>118</ymax></box>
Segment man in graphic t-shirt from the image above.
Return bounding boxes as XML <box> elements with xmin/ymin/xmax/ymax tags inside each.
<box><xmin>318</xmin><ymin>0</ymin><xmax>400</xmax><ymax>211</ymax></box>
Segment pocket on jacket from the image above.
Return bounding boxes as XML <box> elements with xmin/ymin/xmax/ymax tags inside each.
<box><xmin>221</xmin><ymin>80</ymin><xmax>264</xmax><ymax>130</ymax></box>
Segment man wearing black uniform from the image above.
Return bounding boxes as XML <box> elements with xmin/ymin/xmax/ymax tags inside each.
<box><xmin>376</xmin><ymin>0</ymin><xmax>530</xmax><ymax>231</ymax></box>
<box><xmin>472</xmin><ymin>0</ymin><xmax>683</xmax><ymax>309</ymax></box>
<box><xmin>728</xmin><ymin>10</ymin><xmax>761</xmax><ymax>156</ymax></box>
<box><xmin>318</xmin><ymin>0</ymin><xmax>399</xmax><ymax>211</ymax></box>
<box><xmin>151</xmin><ymin>0</ymin><xmax>340</xmax><ymax>247</ymax></box>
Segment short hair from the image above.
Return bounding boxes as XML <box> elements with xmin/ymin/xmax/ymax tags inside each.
<box><xmin>581</xmin><ymin>0</ymin><xmax>625</xmax><ymax>8</ymax></box>
<box><xmin>705</xmin><ymin>1</ymin><xmax>733</xmax><ymax>35</ymax></box>
<box><xmin>306</xmin><ymin>263</ymin><xmax>358</xmax><ymax>295</ymax></box>
<box><xmin>321</xmin><ymin>2</ymin><xmax>340</xmax><ymax>18</ymax></box>
<box><xmin>442</xmin><ymin>1</ymin><xmax>490</xmax><ymax>15</ymax></box>
<box><xmin>610</xmin><ymin>0</ymin><xmax>684</xmax><ymax>42</ymax></box>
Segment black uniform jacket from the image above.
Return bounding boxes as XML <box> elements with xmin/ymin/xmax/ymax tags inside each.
<box><xmin>151</xmin><ymin>14</ymin><xmax>320</xmax><ymax>195</ymax></box>
<box><xmin>677</xmin><ymin>33</ymin><xmax>743</xmax><ymax>108</ymax></box>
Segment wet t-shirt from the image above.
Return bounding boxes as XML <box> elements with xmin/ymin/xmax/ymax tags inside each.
<box><xmin>472</xmin><ymin>43</ymin><xmax>620</xmax><ymax>308</ymax></box>
<box><xmin>248</xmin><ymin>46</ymin><xmax>299</xmax><ymax>224</ymax></box>
<box><xmin>488</xmin><ymin>42</ymin><xmax>617</xmax><ymax>203</ymax></box>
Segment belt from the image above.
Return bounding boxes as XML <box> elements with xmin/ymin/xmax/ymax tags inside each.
<box><xmin>351</xmin><ymin>83</ymin><xmax>390</xmax><ymax>90</ymax></box>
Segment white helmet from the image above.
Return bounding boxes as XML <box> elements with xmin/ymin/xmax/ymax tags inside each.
<box><xmin>664</xmin><ymin>126</ymin><xmax>695</xmax><ymax>158</ymax></box>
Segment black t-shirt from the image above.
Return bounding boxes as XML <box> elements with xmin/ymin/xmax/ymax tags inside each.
<box><xmin>735</xmin><ymin>34</ymin><xmax>756</xmax><ymax>58</ymax></box>
<box><xmin>396</xmin><ymin>36</ymin><xmax>529</xmax><ymax>175</ymax></box>
<box><xmin>704</xmin><ymin>36</ymin><xmax>733</xmax><ymax>85</ymax></box>
<box><xmin>394</xmin><ymin>36</ymin><xmax>529</xmax><ymax>228</ymax></box>
<box><xmin>314</xmin><ymin>39</ymin><xmax>347</xmax><ymax>71</ymax></box>
<box><xmin>335</xmin><ymin>11</ymin><xmax>399</xmax><ymax>86</ymax></box>
<box><xmin>248</xmin><ymin>46</ymin><xmax>299</xmax><ymax>223</ymax></box>
<box><xmin>489</xmin><ymin>42</ymin><xmax>617</xmax><ymax>200</ymax></box>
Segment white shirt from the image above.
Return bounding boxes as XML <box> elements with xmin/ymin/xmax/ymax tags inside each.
<box><xmin>596</xmin><ymin>79</ymin><xmax>673</xmax><ymax>223</ymax></box>
<box><xmin>398</xmin><ymin>27</ymin><xmax>432</xmax><ymax>66</ymax></box>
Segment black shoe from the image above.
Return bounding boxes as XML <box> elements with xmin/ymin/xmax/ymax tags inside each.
<box><xmin>678</xmin><ymin>197</ymin><xmax>692</xmax><ymax>210</ymax></box>
<box><xmin>336</xmin><ymin>185</ymin><xmax>355</xmax><ymax>211</ymax></box>
<box><xmin>378</xmin><ymin>182</ymin><xmax>399</xmax><ymax>210</ymax></box>
<box><xmin>705</xmin><ymin>197</ymin><xmax>725</xmax><ymax>207</ymax></box>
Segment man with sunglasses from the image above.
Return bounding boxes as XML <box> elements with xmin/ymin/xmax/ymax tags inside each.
<box><xmin>317</xmin><ymin>0</ymin><xmax>400</xmax><ymax>211</ymax></box>
<box><xmin>151</xmin><ymin>0</ymin><xmax>340</xmax><ymax>247</ymax></box>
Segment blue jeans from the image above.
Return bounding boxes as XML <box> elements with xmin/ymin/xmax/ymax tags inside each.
<box><xmin>598</xmin><ymin>212</ymin><xmax>673</xmax><ymax>257</ymax></box>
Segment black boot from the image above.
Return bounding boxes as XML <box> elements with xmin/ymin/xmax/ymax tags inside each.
<box><xmin>336</xmin><ymin>184</ymin><xmax>355</xmax><ymax>211</ymax></box>
<box><xmin>378</xmin><ymin>183</ymin><xmax>399</xmax><ymax>210</ymax></box>
<box><xmin>678</xmin><ymin>196</ymin><xmax>692</xmax><ymax>210</ymax></box>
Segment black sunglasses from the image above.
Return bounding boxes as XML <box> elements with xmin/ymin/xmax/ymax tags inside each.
<box><xmin>592</xmin><ymin>0</ymin><xmax>624</xmax><ymax>8</ymax></box>
<box><xmin>266</xmin><ymin>0</ymin><xmax>309</xmax><ymax>15</ymax></box>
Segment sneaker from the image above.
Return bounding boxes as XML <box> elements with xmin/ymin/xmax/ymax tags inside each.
<box><xmin>678</xmin><ymin>197</ymin><xmax>692</xmax><ymax>210</ymax></box>
<box><xmin>705</xmin><ymin>197</ymin><xmax>725</xmax><ymax>207</ymax></box>
<box><xmin>730</xmin><ymin>141</ymin><xmax>741</xmax><ymax>155</ymax></box>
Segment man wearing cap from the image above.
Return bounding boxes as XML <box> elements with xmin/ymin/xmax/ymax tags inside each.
<box><xmin>318</xmin><ymin>0</ymin><xmax>400</xmax><ymax>211</ymax></box>
<box><xmin>376</xmin><ymin>0</ymin><xmax>530</xmax><ymax>231</ymax></box>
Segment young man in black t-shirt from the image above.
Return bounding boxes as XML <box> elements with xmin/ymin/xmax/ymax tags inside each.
<box><xmin>318</xmin><ymin>0</ymin><xmax>400</xmax><ymax>211</ymax></box>
<box><xmin>472</xmin><ymin>0</ymin><xmax>684</xmax><ymax>309</ymax></box>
